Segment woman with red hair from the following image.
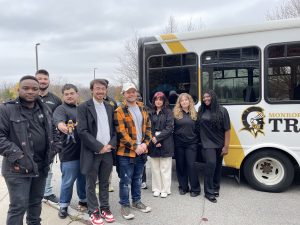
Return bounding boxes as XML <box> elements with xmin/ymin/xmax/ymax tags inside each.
<box><xmin>148</xmin><ymin>92</ymin><xmax>174</xmax><ymax>198</ymax></box>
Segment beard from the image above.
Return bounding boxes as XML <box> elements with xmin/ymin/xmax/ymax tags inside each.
<box><xmin>39</xmin><ymin>84</ymin><xmax>49</xmax><ymax>91</ymax></box>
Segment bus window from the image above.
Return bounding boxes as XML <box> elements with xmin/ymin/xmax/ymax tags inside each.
<box><xmin>201</xmin><ymin>47</ymin><xmax>261</xmax><ymax>104</ymax></box>
<box><xmin>147</xmin><ymin>53</ymin><xmax>198</xmax><ymax>105</ymax></box>
<box><xmin>266</xmin><ymin>42</ymin><xmax>300</xmax><ymax>102</ymax></box>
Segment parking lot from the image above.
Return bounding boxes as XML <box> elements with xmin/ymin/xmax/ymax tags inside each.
<box><xmin>1</xmin><ymin>156</ymin><xmax>299</xmax><ymax>225</ymax></box>
<box><xmin>47</xmin><ymin>160</ymin><xmax>300</xmax><ymax>225</ymax></box>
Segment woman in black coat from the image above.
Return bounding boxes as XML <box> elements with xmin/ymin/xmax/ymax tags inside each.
<box><xmin>149</xmin><ymin>92</ymin><xmax>174</xmax><ymax>198</ymax></box>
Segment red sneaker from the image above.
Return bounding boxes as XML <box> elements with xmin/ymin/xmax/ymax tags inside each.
<box><xmin>89</xmin><ymin>209</ymin><xmax>104</xmax><ymax>225</ymax></box>
<box><xmin>100</xmin><ymin>208</ymin><xmax>115</xmax><ymax>223</ymax></box>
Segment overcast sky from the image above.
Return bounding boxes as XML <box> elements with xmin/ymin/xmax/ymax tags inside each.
<box><xmin>0</xmin><ymin>0</ymin><xmax>282</xmax><ymax>87</ymax></box>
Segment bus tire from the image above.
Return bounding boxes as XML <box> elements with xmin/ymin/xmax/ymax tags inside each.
<box><xmin>243</xmin><ymin>150</ymin><xmax>294</xmax><ymax>192</ymax></box>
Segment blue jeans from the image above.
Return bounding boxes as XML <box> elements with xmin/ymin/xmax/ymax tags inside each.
<box><xmin>118</xmin><ymin>155</ymin><xmax>146</xmax><ymax>206</ymax></box>
<box><xmin>4</xmin><ymin>175</ymin><xmax>47</xmax><ymax>225</ymax></box>
<box><xmin>60</xmin><ymin>160</ymin><xmax>86</xmax><ymax>207</ymax></box>
<box><xmin>44</xmin><ymin>163</ymin><xmax>53</xmax><ymax>196</ymax></box>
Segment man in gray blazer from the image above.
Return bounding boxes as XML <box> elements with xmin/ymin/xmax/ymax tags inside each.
<box><xmin>77</xmin><ymin>79</ymin><xmax>116</xmax><ymax>225</ymax></box>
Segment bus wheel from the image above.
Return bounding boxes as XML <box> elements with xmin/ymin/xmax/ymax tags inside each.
<box><xmin>243</xmin><ymin>150</ymin><xmax>294</xmax><ymax>192</ymax></box>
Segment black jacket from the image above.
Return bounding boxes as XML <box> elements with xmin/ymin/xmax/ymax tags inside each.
<box><xmin>148</xmin><ymin>108</ymin><xmax>174</xmax><ymax>158</ymax></box>
<box><xmin>104</xmin><ymin>96</ymin><xmax>118</xmax><ymax>110</ymax></box>
<box><xmin>77</xmin><ymin>99</ymin><xmax>117</xmax><ymax>175</ymax></box>
<box><xmin>53</xmin><ymin>103</ymin><xmax>81</xmax><ymax>162</ymax></box>
<box><xmin>0</xmin><ymin>98</ymin><xmax>60</xmax><ymax>177</ymax></box>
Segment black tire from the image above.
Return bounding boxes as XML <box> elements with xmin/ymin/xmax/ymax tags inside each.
<box><xmin>243</xmin><ymin>149</ymin><xmax>294</xmax><ymax>192</ymax></box>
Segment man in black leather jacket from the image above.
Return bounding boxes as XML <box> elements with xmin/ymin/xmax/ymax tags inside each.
<box><xmin>0</xmin><ymin>75</ymin><xmax>61</xmax><ymax>225</ymax></box>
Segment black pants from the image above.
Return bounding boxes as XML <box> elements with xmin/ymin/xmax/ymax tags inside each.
<box><xmin>86</xmin><ymin>153</ymin><xmax>113</xmax><ymax>213</ymax></box>
<box><xmin>175</xmin><ymin>143</ymin><xmax>200</xmax><ymax>193</ymax></box>
<box><xmin>4</xmin><ymin>175</ymin><xmax>47</xmax><ymax>225</ymax></box>
<box><xmin>202</xmin><ymin>148</ymin><xmax>223</xmax><ymax>197</ymax></box>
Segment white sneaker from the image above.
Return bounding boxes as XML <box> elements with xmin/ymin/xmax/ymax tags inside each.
<box><xmin>153</xmin><ymin>191</ymin><xmax>160</xmax><ymax>197</ymax></box>
<box><xmin>141</xmin><ymin>182</ymin><xmax>147</xmax><ymax>189</ymax></box>
<box><xmin>160</xmin><ymin>193</ymin><xmax>168</xmax><ymax>198</ymax></box>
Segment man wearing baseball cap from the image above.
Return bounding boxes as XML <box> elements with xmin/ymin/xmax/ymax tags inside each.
<box><xmin>114</xmin><ymin>83</ymin><xmax>152</xmax><ymax>220</ymax></box>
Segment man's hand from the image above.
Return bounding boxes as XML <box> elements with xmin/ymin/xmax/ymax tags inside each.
<box><xmin>57</xmin><ymin>122</ymin><xmax>68</xmax><ymax>134</ymax></box>
<box><xmin>136</xmin><ymin>143</ymin><xmax>147</xmax><ymax>155</ymax></box>
<box><xmin>141</xmin><ymin>143</ymin><xmax>148</xmax><ymax>152</ymax></box>
<box><xmin>135</xmin><ymin>144</ymin><xmax>144</xmax><ymax>155</ymax></box>
<box><xmin>99</xmin><ymin>145</ymin><xmax>113</xmax><ymax>154</ymax></box>
<box><xmin>14</xmin><ymin>155</ymin><xmax>33</xmax><ymax>173</ymax></box>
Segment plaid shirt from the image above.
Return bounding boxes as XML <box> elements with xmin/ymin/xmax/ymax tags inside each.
<box><xmin>114</xmin><ymin>101</ymin><xmax>151</xmax><ymax>158</ymax></box>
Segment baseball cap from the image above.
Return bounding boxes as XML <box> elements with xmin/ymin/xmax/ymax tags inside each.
<box><xmin>122</xmin><ymin>83</ymin><xmax>137</xmax><ymax>93</ymax></box>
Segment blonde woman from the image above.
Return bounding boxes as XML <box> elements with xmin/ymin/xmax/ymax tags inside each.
<box><xmin>173</xmin><ymin>93</ymin><xmax>200</xmax><ymax>197</ymax></box>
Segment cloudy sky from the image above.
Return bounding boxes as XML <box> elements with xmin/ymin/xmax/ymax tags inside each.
<box><xmin>0</xmin><ymin>0</ymin><xmax>282</xmax><ymax>87</ymax></box>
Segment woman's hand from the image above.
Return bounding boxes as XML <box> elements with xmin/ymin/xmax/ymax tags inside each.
<box><xmin>152</xmin><ymin>137</ymin><xmax>157</xmax><ymax>144</ymax></box>
<box><xmin>221</xmin><ymin>146</ymin><xmax>229</xmax><ymax>156</ymax></box>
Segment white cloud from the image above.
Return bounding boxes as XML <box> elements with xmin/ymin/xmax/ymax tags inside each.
<box><xmin>0</xmin><ymin>0</ymin><xmax>280</xmax><ymax>86</ymax></box>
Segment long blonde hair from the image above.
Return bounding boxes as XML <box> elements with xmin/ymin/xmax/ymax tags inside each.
<box><xmin>173</xmin><ymin>93</ymin><xmax>197</xmax><ymax>121</ymax></box>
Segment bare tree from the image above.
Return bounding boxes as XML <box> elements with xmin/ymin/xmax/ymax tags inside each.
<box><xmin>161</xmin><ymin>15</ymin><xmax>179</xmax><ymax>33</ymax></box>
<box><xmin>266</xmin><ymin>0</ymin><xmax>300</xmax><ymax>20</ymax></box>
<box><xmin>185</xmin><ymin>17</ymin><xmax>205</xmax><ymax>31</ymax></box>
<box><xmin>162</xmin><ymin>16</ymin><xmax>205</xmax><ymax>33</ymax></box>
<box><xmin>116</xmin><ymin>16</ymin><xmax>204</xmax><ymax>88</ymax></box>
<box><xmin>115</xmin><ymin>31</ymin><xmax>139</xmax><ymax>88</ymax></box>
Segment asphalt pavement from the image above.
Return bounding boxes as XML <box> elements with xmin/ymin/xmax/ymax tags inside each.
<box><xmin>1</xmin><ymin>156</ymin><xmax>300</xmax><ymax>225</ymax></box>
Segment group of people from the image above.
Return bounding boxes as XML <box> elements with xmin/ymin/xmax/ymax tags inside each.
<box><xmin>148</xmin><ymin>90</ymin><xmax>230</xmax><ymax>204</ymax></box>
<box><xmin>0</xmin><ymin>70</ymin><xmax>231</xmax><ymax>225</ymax></box>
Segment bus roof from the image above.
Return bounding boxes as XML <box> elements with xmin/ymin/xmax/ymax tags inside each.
<box><xmin>142</xmin><ymin>18</ymin><xmax>300</xmax><ymax>45</ymax></box>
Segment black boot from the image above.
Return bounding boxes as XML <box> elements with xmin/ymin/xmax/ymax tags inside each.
<box><xmin>58</xmin><ymin>207</ymin><xmax>68</xmax><ymax>219</ymax></box>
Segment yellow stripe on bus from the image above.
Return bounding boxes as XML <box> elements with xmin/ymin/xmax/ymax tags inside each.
<box><xmin>224</xmin><ymin>123</ymin><xmax>245</xmax><ymax>169</ymax></box>
<box><xmin>160</xmin><ymin>34</ymin><xmax>187</xmax><ymax>53</ymax></box>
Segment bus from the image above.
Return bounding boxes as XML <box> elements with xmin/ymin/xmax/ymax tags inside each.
<box><xmin>138</xmin><ymin>18</ymin><xmax>300</xmax><ymax>192</ymax></box>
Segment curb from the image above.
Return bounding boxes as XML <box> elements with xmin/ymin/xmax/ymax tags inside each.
<box><xmin>44</xmin><ymin>201</ymin><xmax>90</xmax><ymax>224</ymax></box>
<box><xmin>45</xmin><ymin>202</ymin><xmax>125</xmax><ymax>225</ymax></box>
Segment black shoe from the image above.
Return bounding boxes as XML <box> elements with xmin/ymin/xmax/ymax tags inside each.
<box><xmin>179</xmin><ymin>188</ymin><xmax>188</xmax><ymax>195</ymax></box>
<box><xmin>43</xmin><ymin>194</ymin><xmax>59</xmax><ymax>204</ymax></box>
<box><xmin>214</xmin><ymin>192</ymin><xmax>219</xmax><ymax>197</ymax></box>
<box><xmin>58</xmin><ymin>207</ymin><xmax>68</xmax><ymax>219</ymax></box>
<box><xmin>205</xmin><ymin>195</ymin><xmax>217</xmax><ymax>203</ymax></box>
<box><xmin>77</xmin><ymin>201</ymin><xmax>88</xmax><ymax>212</ymax></box>
<box><xmin>190</xmin><ymin>192</ymin><xmax>200</xmax><ymax>197</ymax></box>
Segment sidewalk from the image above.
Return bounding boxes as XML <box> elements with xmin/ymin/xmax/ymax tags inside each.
<box><xmin>0</xmin><ymin>175</ymin><xmax>86</xmax><ymax>225</ymax></box>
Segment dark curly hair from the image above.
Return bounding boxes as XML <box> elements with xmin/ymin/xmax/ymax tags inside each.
<box><xmin>198</xmin><ymin>89</ymin><xmax>222</xmax><ymax>128</ymax></box>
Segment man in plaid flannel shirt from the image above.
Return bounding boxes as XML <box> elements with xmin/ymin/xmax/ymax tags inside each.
<box><xmin>114</xmin><ymin>83</ymin><xmax>152</xmax><ymax>220</ymax></box>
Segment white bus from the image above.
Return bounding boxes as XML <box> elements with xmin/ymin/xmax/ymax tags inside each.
<box><xmin>138</xmin><ymin>18</ymin><xmax>300</xmax><ymax>192</ymax></box>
